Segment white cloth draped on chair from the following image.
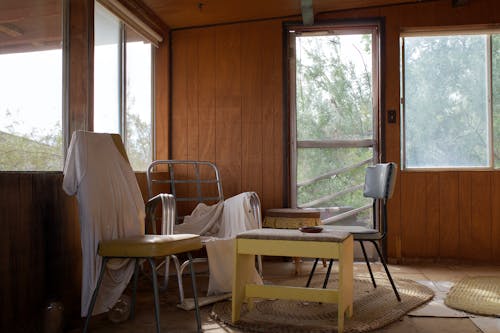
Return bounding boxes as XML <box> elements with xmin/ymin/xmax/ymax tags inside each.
<box><xmin>173</xmin><ymin>192</ymin><xmax>263</xmax><ymax>295</ymax></box>
<box><xmin>62</xmin><ymin>131</ymin><xmax>145</xmax><ymax>316</ymax></box>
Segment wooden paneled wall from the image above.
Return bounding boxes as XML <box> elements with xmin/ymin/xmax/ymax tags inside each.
<box><xmin>0</xmin><ymin>172</ymin><xmax>150</xmax><ymax>332</ymax></box>
<box><xmin>170</xmin><ymin>20</ymin><xmax>284</xmax><ymax>211</ymax></box>
<box><xmin>170</xmin><ymin>0</ymin><xmax>500</xmax><ymax>263</ymax></box>
<box><xmin>0</xmin><ymin>173</ymin><xmax>80</xmax><ymax>332</ymax></box>
<box><xmin>0</xmin><ymin>0</ymin><xmax>169</xmax><ymax>330</ymax></box>
<box><xmin>2</xmin><ymin>0</ymin><xmax>500</xmax><ymax>331</ymax></box>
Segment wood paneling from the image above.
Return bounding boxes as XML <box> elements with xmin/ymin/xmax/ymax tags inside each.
<box><xmin>400</xmin><ymin>173</ymin><xmax>427</xmax><ymax>258</ymax></box>
<box><xmin>492</xmin><ymin>173</ymin><xmax>500</xmax><ymax>260</ymax></box>
<box><xmin>170</xmin><ymin>20</ymin><xmax>284</xmax><ymax>210</ymax></box>
<box><xmin>439</xmin><ymin>172</ymin><xmax>459</xmax><ymax>259</ymax></box>
<box><xmin>469</xmin><ymin>173</ymin><xmax>492</xmax><ymax>262</ymax></box>
<box><xmin>215</xmin><ymin>24</ymin><xmax>242</xmax><ymax>198</ymax></box>
<box><xmin>154</xmin><ymin>39</ymin><xmax>170</xmax><ymax>160</ymax></box>
<box><xmin>0</xmin><ymin>172</ymin><xmax>150</xmax><ymax>332</ymax></box>
<box><xmin>5</xmin><ymin>3</ymin><xmax>500</xmax><ymax>332</ymax></box>
<box><xmin>0</xmin><ymin>173</ymin><xmax>80</xmax><ymax>332</ymax></box>
<box><xmin>241</xmin><ymin>22</ymin><xmax>263</xmax><ymax>196</ymax></box>
<box><xmin>170</xmin><ymin>0</ymin><xmax>500</xmax><ymax>263</ymax></box>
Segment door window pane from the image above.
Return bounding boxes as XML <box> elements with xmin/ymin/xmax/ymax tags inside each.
<box><xmin>293</xmin><ymin>31</ymin><xmax>377</xmax><ymax>226</ymax></box>
<box><xmin>297</xmin><ymin>147</ymin><xmax>373</xmax><ymax>223</ymax></box>
<box><xmin>296</xmin><ymin>35</ymin><xmax>373</xmax><ymax>141</ymax></box>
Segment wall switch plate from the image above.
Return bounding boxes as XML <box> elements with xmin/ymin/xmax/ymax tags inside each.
<box><xmin>388</xmin><ymin>109</ymin><xmax>397</xmax><ymax>123</ymax></box>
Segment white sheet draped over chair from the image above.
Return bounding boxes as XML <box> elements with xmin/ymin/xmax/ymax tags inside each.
<box><xmin>62</xmin><ymin>131</ymin><xmax>145</xmax><ymax>316</ymax></box>
<box><xmin>174</xmin><ymin>192</ymin><xmax>263</xmax><ymax>295</ymax></box>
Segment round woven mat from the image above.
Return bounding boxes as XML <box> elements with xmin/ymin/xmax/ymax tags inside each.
<box><xmin>210</xmin><ymin>276</ymin><xmax>434</xmax><ymax>333</ymax></box>
<box><xmin>444</xmin><ymin>276</ymin><xmax>500</xmax><ymax>317</ymax></box>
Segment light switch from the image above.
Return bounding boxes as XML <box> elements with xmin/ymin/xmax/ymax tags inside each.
<box><xmin>388</xmin><ymin>110</ymin><xmax>397</xmax><ymax>124</ymax></box>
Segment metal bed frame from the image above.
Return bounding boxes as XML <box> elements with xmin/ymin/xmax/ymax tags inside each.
<box><xmin>146</xmin><ymin>160</ymin><xmax>262</xmax><ymax>305</ymax></box>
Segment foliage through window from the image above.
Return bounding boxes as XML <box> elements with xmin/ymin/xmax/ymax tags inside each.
<box><xmin>94</xmin><ymin>2</ymin><xmax>153</xmax><ymax>171</ymax></box>
<box><xmin>0</xmin><ymin>0</ymin><xmax>63</xmax><ymax>171</ymax></box>
<box><xmin>401</xmin><ymin>31</ymin><xmax>500</xmax><ymax>169</ymax></box>
<box><xmin>289</xmin><ymin>24</ymin><xmax>380</xmax><ymax>226</ymax></box>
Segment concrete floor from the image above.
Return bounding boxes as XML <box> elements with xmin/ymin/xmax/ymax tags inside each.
<box><xmin>74</xmin><ymin>260</ymin><xmax>500</xmax><ymax>333</ymax></box>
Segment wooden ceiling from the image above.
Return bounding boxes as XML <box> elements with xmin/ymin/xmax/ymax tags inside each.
<box><xmin>0</xmin><ymin>0</ymin><xmax>425</xmax><ymax>53</ymax></box>
<box><xmin>0</xmin><ymin>0</ymin><xmax>61</xmax><ymax>54</ymax></box>
<box><xmin>141</xmin><ymin>0</ymin><xmax>423</xmax><ymax>29</ymax></box>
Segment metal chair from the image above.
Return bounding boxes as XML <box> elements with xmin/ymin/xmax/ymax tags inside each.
<box><xmin>62</xmin><ymin>131</ymin><xmax>202</xmax><ymax>333</ymax></box>
<box><xmin>306</xmin><ymin>162</ymin><xmax>401</xmax><ymax>301</ymax></box>
<box><xmin>146</xmin><ymin>160</ymin><xmax>262</xmax><ymax>306</ymax></box>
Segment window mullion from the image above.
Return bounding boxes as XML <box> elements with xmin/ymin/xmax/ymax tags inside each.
<box><xmin>400</xmin><ymin>37</ymin><xmax>406</xmax><ymax>169</ymax></box>
<box><xmin>119</xmin><ymin>22</ymin><xmax>126</xmax><ymax>145</ymax></box>
<box><xmin>289</xmin><ymin>32</ymin><xmax>298</xmax><ymax>208</ymax></box>
<box><xmin>487</xmin><ymin>35</ymin><xmax>494</xmax><ymax>168</ymax></box>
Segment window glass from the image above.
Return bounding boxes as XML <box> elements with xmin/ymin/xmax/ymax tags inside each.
<box><xmin>0</xmin><ymin>0</ymin><xmax>63</xmax><ymax>171</ymax></box>
<box><xmin>402</xmin><ymin>34</ymin><xmax>489</xmax><ymax>168</ymax></box>
<box><xmin>94</xmin><ymin>2</ymin><xmax>121</xmax><ymax>134</ymax></box>
<box><xmin>94</xmin><ymin>3</ymin><xmax>153</xmax><ymax>171</ymax></box>
<box><xmin>290</xmin><ymin>27</ymin><xmax>379</xmax><ymax>227</ymax></box>
<box><xmin>125</xmin><ymin>27</ymin><xmax>152</xmax><ymax>171</ymax></box>
<box><xmin>296</xmin><ymin>35</ymin><xmax>373</xmax><ymax>141</ymax></box>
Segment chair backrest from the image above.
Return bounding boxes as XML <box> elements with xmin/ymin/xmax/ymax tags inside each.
<box><xmin>146</xmin><ymin>160</ymin><xmax>224</xmax><ymax>221</ymax></box>
<box><xmin>363</xmin><ymin>162</ymin><xmax>397</xmax><ymax>200</ymax></box>
<box><xmin>362</xmin><ymin>162</ymin><xmax>397</xmax><ymax>235</ymax></box>
<box><xmin>110</xmin><ymin>133</ymin><xmax>130</xmax><ymax>163</ymax></box>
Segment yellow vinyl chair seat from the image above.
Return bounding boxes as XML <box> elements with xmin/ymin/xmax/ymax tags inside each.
<box><xmin>98</xmin><ymin>234</ymin><xmax>202</xmax><ymax>258</ymax></box>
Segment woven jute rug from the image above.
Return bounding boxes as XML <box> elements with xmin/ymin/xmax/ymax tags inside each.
<box><xmin>210</xmin><ymin>275</ymin><xmax>434</xmax><ymax>333</ymax></box>
<box><xmin>444</xmin><ymin>276</ymin><xmax>500</xmax><ymax>317</ymax></box>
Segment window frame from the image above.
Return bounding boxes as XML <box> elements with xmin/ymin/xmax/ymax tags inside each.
<box><xmin>93</xmin><ymin>1</ymin><xmax>155</xmax><ymax>170</ymax></box>
<box><xmin>400</xmin><ymin>27</ymin><xmax>499</xmax><ymax>171</ymax></box>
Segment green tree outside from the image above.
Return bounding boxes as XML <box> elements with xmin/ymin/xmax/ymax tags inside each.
<box><xmin>295</xmin><ymin>34</ymin><xmax>374</xmax><ymax>223</ymax></box>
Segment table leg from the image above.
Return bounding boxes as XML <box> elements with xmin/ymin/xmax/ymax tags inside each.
<box><xmin>232</xmin><ymin>250</ymin><xmax>255</xmax><ymax>323</ymax></box>
<box><xmin>293</xmin><ymin>257</ymin><xmax>302</xmax><ymax>275</ymax></box>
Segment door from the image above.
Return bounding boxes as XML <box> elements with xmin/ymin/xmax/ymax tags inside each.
<box><xmin>288</xmin><ymin>22</ymin><xmax>382</xmax><ymax>229</ymax></box>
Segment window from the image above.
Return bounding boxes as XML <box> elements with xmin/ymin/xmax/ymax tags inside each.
<box><xmin>288</xmin><ymin>23</ymin><xmax>381</xmax><ymax>226</ymax></box>
<box><xmin>94</xmin><ymin>2</ymin><xmax>153</xmax><ymax>171</ymax></box>
<box><xmin>0</xmin><ymin>0</ymin><xmax>63</xmax><ymax>171</ymax></box>
<box><xmin>401</xmin><ymin>30</ymin><xmax>500</xmax><ymax>169</ymax></box>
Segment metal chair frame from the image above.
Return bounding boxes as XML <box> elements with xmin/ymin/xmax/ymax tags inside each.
<box><xmin>146</xmin><ymin>160</ymin><xmax>263</xmax><ymax>304</ymax></box>
<box><xmin>306</xmin><ymin>162</ymin><xmax>401</xmax><ymax>302</ymax></box>
<box><xmin>83</xmin><ymin>253</ymin><xmax>200</xmax><ymax>333</ymax></box>
<box><xmin>69</xmin><ymin>133</ymin><xmax>202</xmax><ymax>333</ymax></box>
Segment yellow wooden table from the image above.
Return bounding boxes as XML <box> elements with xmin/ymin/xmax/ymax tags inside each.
<box><xmin>232</xmin><ymin>228</ymin><xmax>354</xmax><ymax>333</ymax></box>
<box><xmin>263</xmin><ymin>208</ymin><xmax>322</xmax><ymax>275</ymax></box>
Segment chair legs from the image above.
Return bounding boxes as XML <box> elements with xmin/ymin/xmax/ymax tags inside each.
<box><xmin>305</xmin><ymin>258</ymin><xmax>319</xmax><ymax>287</ymax></box>
<box><xmin>83</xmin><ymin>254</ymin><xmax>202</xmax><ymax>333</ymax></box>
<box><xmin>187</xmin><ymin>253</ymin><xmax>202</xmax><ymax>332</ymax></box>
<box><xmin>148</xmin><ymin>258</ymin><xmax>162</xmax><ymax>333</ymax></box>
<box><xmin>83</xmin><ymin>257</ymin><xmax>108</xmax><ymax>333</ymax></box>
<box><xmin>305</xmin><ymin>240</ymin><xmax>401</xmax><ymax>302</ymax></box>
<box><xmin>371</xmin><ymin>240</ymin><xmax>401</xmax><ymax>302</ymax></box>
<box><xmin>130</xmin><ymin>259</ymin><xmax>140</xmax><ymax>319</ymax></box>
<box><xmin>305</xmin><ymin>258</ymin><xmax>334</xmax><ymax>288</ymax></box>
<box><xmin>359</xmin><ymin>241</ymin><xmax>377</xmax><ymax>288</ymax></box>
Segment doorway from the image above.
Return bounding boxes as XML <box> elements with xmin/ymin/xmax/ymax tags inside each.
<box><xmin>288</xmin><ymin>21</ymin><xmax>382</xmax><ymax>231</ymax></box>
